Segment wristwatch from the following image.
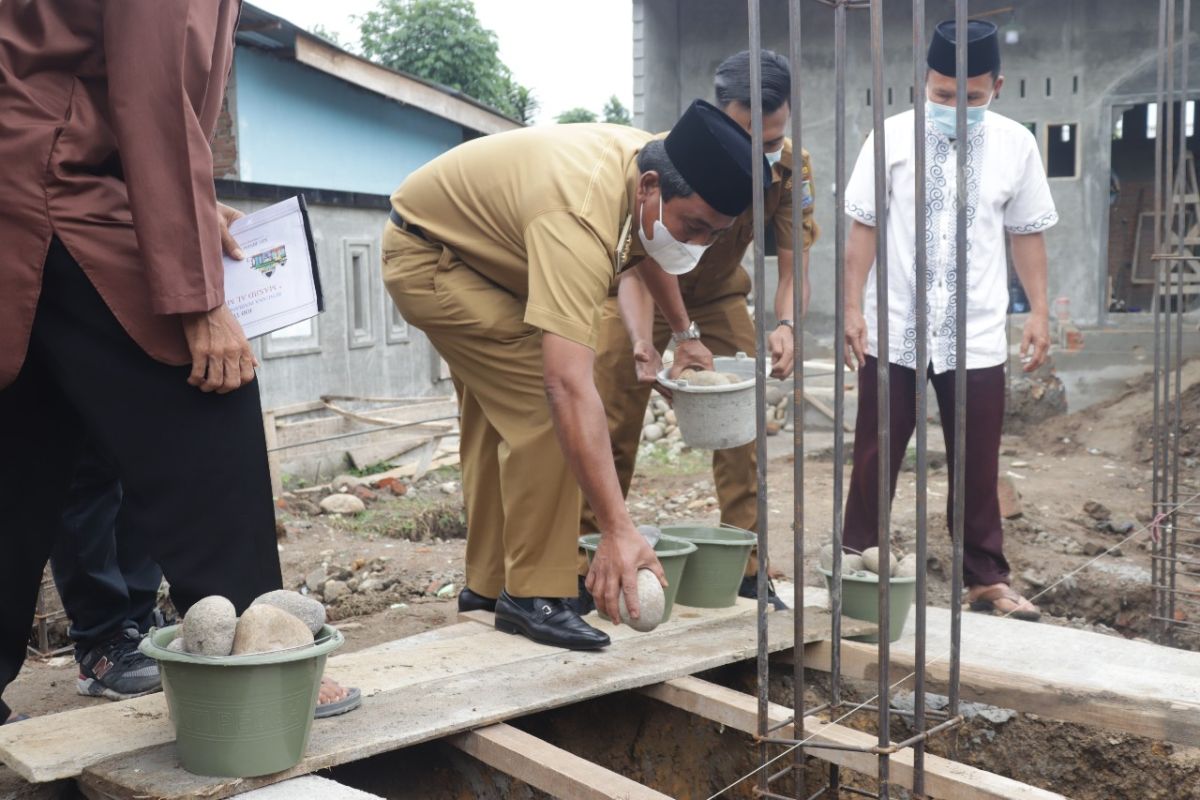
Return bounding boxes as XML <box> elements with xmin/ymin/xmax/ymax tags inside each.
<box><xmin>777</xmin><ymin>319</ymin><xmax>794</xmax><ymax>330</ymax></box>
<box><xmin>670</xmin><ymin>321</ymin><xmax>701</xmax><ymax>347</ymax></box>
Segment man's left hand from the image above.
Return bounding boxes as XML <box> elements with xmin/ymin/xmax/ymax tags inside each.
<box><xmin>767</xmin><ymin>325</ymin><xmax>795</xmax><ymax>379</ymax></box>
<box><xmin>217</xmin><ymin>202</ymin><xmax>245</xmax><ymax>260</ymax></box>
<box><xmin>632</xmin><ymin>339</ymin><xmax>673</xmax><ymax>400</ymax></box>
<box><xmin>1020</xmin><ymin>313</ymin><xmax>1050</xmax><ymax>372</ymax></box>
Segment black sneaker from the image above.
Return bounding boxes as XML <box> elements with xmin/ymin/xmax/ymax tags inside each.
<box><xmin>738</xmin><ymin>575</ymin><xmax>789</xmax><ymax>611</ymax></box>
<box><xmin>77</xmin><ymin>628</ymin><xmax>161</xmax><ymax>700</ymax></box>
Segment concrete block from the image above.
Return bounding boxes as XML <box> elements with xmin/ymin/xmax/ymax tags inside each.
<box><xmin>997</xmin><ymin>474</ymin><xmax>1023</xmax><ymax>519</ymax></box>
<box><xmin>239</xmin><ymin>775</ymin><xmax>384</xmax><ymax>799</ymax></box>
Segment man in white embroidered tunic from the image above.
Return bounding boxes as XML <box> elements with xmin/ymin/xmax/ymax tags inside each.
<box><xmin>841</xmin><ymin>19</ymin><xmax>1056</xmax><ymax>621</ymax></box>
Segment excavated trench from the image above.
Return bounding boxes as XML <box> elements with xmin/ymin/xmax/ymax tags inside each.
<box><xmin>319</xmin><ymin>660</ymin><xmax>1200</xmax><ymax>799</ymax></box>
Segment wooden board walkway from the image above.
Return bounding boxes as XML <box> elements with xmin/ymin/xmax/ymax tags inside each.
<box><xmin>0</xmin><ymin>602</ymin><xmax>863</xmax><ymax>798</ymax></box>
<box><xmin>0</xmin><ymin>597</ymin><xmax>1072</xmax><ymax>800</ymax></box>
<box><xmin>0</xmin><ymin>602</ymin><xmax>774</xmax><ymax>784</ymax></box>
<box><xmin>76</xmin><ymin>608</ymin><xmax>858</xmax><ymax>799</ymax></box>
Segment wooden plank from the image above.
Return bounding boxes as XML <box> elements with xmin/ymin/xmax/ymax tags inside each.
<box><xmin>77</xmin><ymin>611</ymin><xmax>838</xmax><ymax>799</ymax></box>
<box><xmin>796</xmin><ymin>638</ymin><xmax>1200</xmax><ymax>747</ymax></box>
<box><xmin>450</xmin><ymin>723</ymin><xmax>671</xmax><ymax>800</ymax></box>
<box><xmin>267</xmin><ymin>400</ymin><xmax>327</xmax><ymax>419</ymax></box>
<box><xmin>345</xmin><ymin>434</ymin><xmax>432</xmax><ymax>471</ymax></box>
<box><xmin>801</xmin><ymin>390</ymin><xmax>854</xmax><ymax>432</ymax></box>
<box><xmin>454</xmin><ymin>598</ymin><xmax>787</xmax><ymax>645</ymax></box>
<box><xmin>1</xmin><ymin>603</ymin><xmax>807</xmax><ymax>784</ymax></box>
<box><xmin>0</xmin><ymin>622</ymin><xmax>489</xmax><ymax>783</ymax></box>
<box><xmin>640</xmin><ymin>677</ymin><xmax>1064</xmax><ymax>800</ymax></box>
<box><xmin>273</xmin><ymin>399</ymin><xmax>457</xmax><ymax>448</ymax></box>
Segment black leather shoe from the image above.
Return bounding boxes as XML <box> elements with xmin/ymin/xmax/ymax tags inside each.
<box><xmin>458</xmin><ymin>587</ymin><xmax>497</xmax><ymax>613</ymax></box>
<box><xmin>739</xmin><ymin>575</ymin><xmax>788</xmax><ymax>611</ymax></box>
<box><xmin>494</xmin><ymin>592</ymin><xmax>610</xmax><ymax>650</ymax></box>
<box><xmin>564</xmin><ymin>575</ymin><xmax>595</xmax><ymax>616</ymax></box>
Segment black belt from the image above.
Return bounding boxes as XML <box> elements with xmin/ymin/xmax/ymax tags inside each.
<box><xmin>389</xmin><ymin>208</ymin><xmax>428</xmax><ymax>241</ymax></box>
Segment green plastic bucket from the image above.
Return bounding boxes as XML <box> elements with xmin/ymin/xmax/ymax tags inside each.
<box><xmin>140</xmin><ymin>624</ymin><xmax>344</xmax><ymax>777</ymax></box>
<box><xmin>660</xmin><ymin>525</ymin><xmax>756</xmax><ymax>608</ymax></box>
<box><xmin>579</xmin><ymin>533</ymin><xmax>696</xmax><ymax>622</ymax></box>
<box><xmin>819</xmin><ymin>568</ymin><xmax>916</xmax><ymax>643</ymax></box>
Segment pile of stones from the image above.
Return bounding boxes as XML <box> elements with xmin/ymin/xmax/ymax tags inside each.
<box><xmin>303</xmin><ymin>556</ymin><xmax>394</xmax><ymax>604</ymax></box>
<box><xmin>172</xmin><ymin>589</ymin><xmax>326</xmax><ymax>656</ymax></box>
<box><xmin>640</xmin><ymin>396</ymin><xmax>683</xmax><ymax>446</ymax></box>
<box><xmin>817</xmin><ymin>543</ymin><xmax>917</xmax><ymax>579</ymax></box>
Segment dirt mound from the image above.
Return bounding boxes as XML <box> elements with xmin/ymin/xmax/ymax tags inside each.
<box><xmin>1133</xmin><ymin>379</ymin><xmax>1200</xmax><ymax>461</ymax></box>
<box><xmin>1025</xmin><ymin>359</ymin><xmax>1200</xmax><ymax>461</ymax></box>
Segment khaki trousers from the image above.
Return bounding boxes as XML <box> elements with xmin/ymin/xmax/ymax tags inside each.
<box><xmin>580</xmin><ymin>293</ymin><xmax>762</xmax><ymax>574</ymax></box>
<box><xmin>382</xmin><ymin>224</ymin><xmax>581</xmax><ymax>598</ymax></box>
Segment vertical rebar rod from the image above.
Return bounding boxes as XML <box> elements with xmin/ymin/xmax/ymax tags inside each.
<box><xmin>830</xmin><ymin>3</ymin><xmax>848</xmax><ymax>794</ymax></box>
<box><xmin>789</xmin><ymin>0</ymin><xmax>807</xmax><ymax>792</ymax></box>
<box><xmin>868</xmin><ymin>0</ymin><xmax>892</xmax><ymax>795</ymax></box>
<box><xmin>1152</xmin><ymin>0</ymin><xmax>1168</xmax><ymax>621</ymax></box>
<box><xmin>948</xmin><ymin>0</ymin><xmax>968</xmax><ymax>718</ymax></box>
<box><xmin>1163</xmin><ymin>0</ymin><xmax>1178</xmax><ymax>634</ymax></box>
<box><xmin>747</xmin><ymin>0</ymin><xmax>771</xmax><ymax>794</ymax></box>
<box><xmin>1170</xmin><ymin>0</ymin><xmax>1190</xmax><ymax>633</ymax></box>
<box><xmin>831</xmin><ymin>0</ymin><xmax>848</xmax><ymax>705</ymax></box>
<box><xmin>911</xmin><ymin>0</ymin><xmax>929</xmax><ymax>795</ymax></box>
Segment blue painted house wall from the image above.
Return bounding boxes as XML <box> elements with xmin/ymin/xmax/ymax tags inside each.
<box><xmin>232</xmin><ymin>47</ymin><xmax>465</xmax><ymax>195</ymax></box>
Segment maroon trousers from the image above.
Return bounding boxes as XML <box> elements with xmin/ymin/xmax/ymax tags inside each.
<box><xmin>843</xmin><ymin>356</ymin><xmax>1010</xmax><ymax>587</ymax></box>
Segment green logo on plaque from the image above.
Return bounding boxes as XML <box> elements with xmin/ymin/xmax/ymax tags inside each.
<box><xmin>249</xmin><ymin>245</ymin><xmax>287</xmax><ymax>278</ymax></box>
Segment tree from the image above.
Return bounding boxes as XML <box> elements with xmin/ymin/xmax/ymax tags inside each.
<box><xmin>358</xmin><ymin>0</ymin><xmax>529</xmax><ymax>121</ymax></box>
<box><xmin>310</xmin><ymin>24</ymin><xmax>349</xmax><ymax>51</ymax></box>
<box><xmin>556</xmin><ymin>107</ymin><xmax>599</xmax><ymax>124</ymax></box>
<box><xmin>603</xmin><ymin>95</ymin><xmax>632</xmax><ymax>126</ymax></box>
<box><xmin>506</xmin><ymin>82</ymin><xmax>540</xmax><ymax>125</ymax></box>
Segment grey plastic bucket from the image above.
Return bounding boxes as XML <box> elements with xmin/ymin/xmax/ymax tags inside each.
<box><xmin>140</xmin><ymin>624</ymin><xmax>344</xmax><ymax>777</ymax></box>
<box><xmin>656</xmin><ymin>354</ymin><xmax>757</xmax><ymax>450</ymax></box>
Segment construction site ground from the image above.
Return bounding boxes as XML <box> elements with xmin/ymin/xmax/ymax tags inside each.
<box><xmin>7</xmin><ymin>360</ymin><xmax>1200</xmax><ymax>799</ymax></box>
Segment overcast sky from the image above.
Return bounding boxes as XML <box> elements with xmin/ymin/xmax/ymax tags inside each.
<box><xmin>251</xmin><ymin>0</ymin><xmax>633</xmax><ymax>125</ymax></box>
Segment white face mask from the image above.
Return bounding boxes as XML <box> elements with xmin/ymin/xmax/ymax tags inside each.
<box><xmin>637</xmin><ymin>194</ymin><xmax>709</xmax><ymax>276</ymax></box>
<box><xmin>926</xmin><ymin>94</ymin><xmax>992</xmax><ymax>138</ymax></box>
<box><xmin>765</xmin><ymin>147</ymin><xmax>784</xmax><ymax>167</ymax></box>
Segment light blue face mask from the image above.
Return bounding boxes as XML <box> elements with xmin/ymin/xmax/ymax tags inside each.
<box><xmin>765</xmin><ymin>147</ymin><xmax>784</xmax><ymax>167</ymax></box>
<box><xmin>926</xmin><ymin>97</ymin><xmax>991</xmax><ymax>138</ymax></box>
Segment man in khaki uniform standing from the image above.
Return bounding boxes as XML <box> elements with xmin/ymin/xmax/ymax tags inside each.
<box><xmin>582</xmin><ymin>51</ymin><xmax>817</xmax><ymax>608</ymax></box>
<box><xmin>384</xmin><ymin>101</ymin><xmax>763</xmax><ymax>649</ymax></box>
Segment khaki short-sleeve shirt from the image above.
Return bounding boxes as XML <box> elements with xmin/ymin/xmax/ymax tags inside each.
<box><xmin>391</xmin><ymin>124</ymin><xmax>652</xmax><ymax>348</ymax></box>
<box><xmin>675</xmin><ymin>138</ymin><xmax>820</xmax><ymax>306</ymax></box>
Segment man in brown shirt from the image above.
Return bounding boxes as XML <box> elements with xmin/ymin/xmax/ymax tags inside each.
<box><xmin>0</xmin><ymin>0</ymin><xmax>284</xmax><ymax>723</ymax></box>
<box><xmin>582</xmin><ymin>50</ymin><xmax>818</xmax><ymax>608</ymax></box>
<box><xmin>384</xmin><ymin>101</ymin><xmax>763</xmax><ymax>650</ymax></box>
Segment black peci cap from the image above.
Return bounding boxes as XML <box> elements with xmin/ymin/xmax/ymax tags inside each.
<box><xmin>927</xmin><ymin>19</ymin><xmax>1000</xmax><ymax>78</ymax></box>
<box><xmin>663</xmin><ymin>99</ymin><xmax>768</xmax><ymax>218</ymax></box>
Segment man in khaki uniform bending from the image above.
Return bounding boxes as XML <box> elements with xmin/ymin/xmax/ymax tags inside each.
<box><xmin>383</xmin><ymin>101</ymin><xmax>763</xmax><ymax>649</ymax></box>
<box><xmin>582</xmin><ymin>51</ymin><xmax>817</xmax><ymax>609</ymax></box>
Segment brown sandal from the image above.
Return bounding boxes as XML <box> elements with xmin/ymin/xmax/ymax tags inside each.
<box><xmin>968</xmin><ymin>586</ymin><xmax>1041</xmax><ymax>622</ymax></box>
